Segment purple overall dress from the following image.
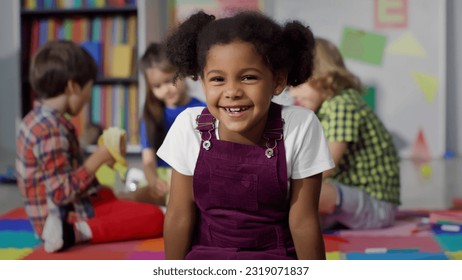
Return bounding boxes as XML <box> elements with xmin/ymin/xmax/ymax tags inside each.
<box><xmin>188</xmin><ymin>103</ymin><xmax>296</xmax><ymax>260</ymax></box>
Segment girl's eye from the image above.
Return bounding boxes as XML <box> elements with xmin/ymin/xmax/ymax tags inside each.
<box><xmin>242</xmin><ymin>75</ymin><xmax>257</xmax><ymax>81</ymax></box>
<box><xmin>210</xmin><ymin>76</ymin><xmax>224</xmax><ymax>83</ymax></box>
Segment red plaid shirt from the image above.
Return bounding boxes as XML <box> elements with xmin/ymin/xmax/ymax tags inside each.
<box><xmin>16</xmin><ymin>102</ymin><xmax>98</xmax><ymax>238</ymax></box>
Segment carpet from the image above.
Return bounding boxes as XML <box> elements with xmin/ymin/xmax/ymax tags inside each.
<box><xmin>1</xmin><ymin>207</ymin><xmax>461</xmax><ymax>260</ymax></box>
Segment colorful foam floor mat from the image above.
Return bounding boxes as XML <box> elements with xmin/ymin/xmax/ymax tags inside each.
<box><xmin>1</xmin><ymin>207</ymin><xmax>461</xmax><ymax>260</ymax></box>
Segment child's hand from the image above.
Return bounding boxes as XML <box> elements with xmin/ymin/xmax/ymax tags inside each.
<box><xmin>98</xmin><ymin>145</ymin><xmax>116</xmax><ymax>168</ymax></box>
<box><xmin>151</xmin><ymin>178</ymin><xmax>169</xmax><ymax>197</ymax></box>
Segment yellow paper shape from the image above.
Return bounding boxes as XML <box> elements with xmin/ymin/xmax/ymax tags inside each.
<box><xmin>0</xmin><ymin>248</ymin><xmax>33</xmax><ymax>260</ymax></box>
<box><xmin>420</xmin><ymin>163</ymin><xmax>432</xmax><ymax>178</ymax></box>
<box><xmin>326</xmin><ymin>251</ymin><xmax>343</xmax><ymax>260</ymax></box>
<box><xmin>412</xmin><ymin>72</ymin><xmax>438</xmax><ymax>103</ymax></box>
<box><xmin>95</xmin><ymin>164</ymin><xmax>116</xmax><ymax>188</ymax></box>
<box><xmin>387</xmin><ymin>32</ymin><xmax>426</xmax><ymax>56</ymax></box>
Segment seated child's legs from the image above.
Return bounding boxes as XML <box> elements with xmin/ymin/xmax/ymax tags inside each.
<box><xmin>43</xmin><ymin>188</ymin><xmax>164</xmax><ymax>252</ymax></box>
<box><xmin>322</xmin><ymin>181</ymin><xmax>397</xmax><ymax>230</ymax></box>
<box><xmin>87</xmin><ymin>196</ymin><xmax>164</xmax><ymax>243</ymax></box>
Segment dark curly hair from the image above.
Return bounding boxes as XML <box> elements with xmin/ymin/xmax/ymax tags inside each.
<box><xmin>166</xmin><ymin>10</ymin><xmax>315</xmax><ymax>87</ymax></box>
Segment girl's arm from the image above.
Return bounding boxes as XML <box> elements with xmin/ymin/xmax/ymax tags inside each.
<box><xmin>164</xmin><ymin>169</ymin><xmax>196</xmax><ymax>259</ymax></box>
<box><xmin>289</xmin><ymin>173</ymin><xmax>326</xmax><ymax>260</ymax></box>
<box><xmin>142</xmin><ymin>148</ymin><xmax>169</xmax><ymax>196</ymax></box>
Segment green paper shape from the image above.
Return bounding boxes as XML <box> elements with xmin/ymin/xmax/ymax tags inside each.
<box><xmin>340</xmin><ymin>27</ymin><xmax>387</xmax><ymax>65</ymax></box>
<box><xmin>363</xmin><ymin>86</ymin><xmax>376</xmax><ymax>111</ymax></box>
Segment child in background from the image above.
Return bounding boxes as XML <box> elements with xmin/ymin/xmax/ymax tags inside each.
<box><xmin>16</xmin><ymin>40</ymin><xmax>164</xmax><ymax>253</ymax></box>
<box><xmin>122</xmin><ymin>42</ymin><xmax>205</xmax><ymax>206</ymax></box>
<box><xmin>289</xmin><ymin>37</ymin><xmax>400</xmax><ymax>230</ymax></box>
<box><xmin>157</xmin><ymin>11</ymin><xmax>334</xmax><ymax>260</ymax></box>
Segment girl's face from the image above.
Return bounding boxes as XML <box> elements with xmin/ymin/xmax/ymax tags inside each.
<box><xmin>201</xmin><ymin>40</ymin><xmax>285</xmax><ymax>145</ymax></box>
<box><xmin>145</xmin><ymin>67</ymin><xmax>188</xmax><ymax>107</ymax></box>
<box><xmin>289</xmin><ymin>81</ymin><xmax>324</xmax><ymax>112</ymax></box>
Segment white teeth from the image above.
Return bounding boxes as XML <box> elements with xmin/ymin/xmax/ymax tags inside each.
<box><xmin>226</xmin><ymin>107</ymin><xmax>246</xmax><ymax>112</ymax></box>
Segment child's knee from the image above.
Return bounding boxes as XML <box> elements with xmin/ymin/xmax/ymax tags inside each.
<box><xmin>319</xmin><ymin>182</ymin><xmax>339</xmax><ymax>214</ymax></box>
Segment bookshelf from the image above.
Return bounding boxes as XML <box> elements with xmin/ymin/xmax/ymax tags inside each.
<box><xmin>19</xmin><ymin>0</ymin><xmax>168</xmax><ymax>154</ymax></box>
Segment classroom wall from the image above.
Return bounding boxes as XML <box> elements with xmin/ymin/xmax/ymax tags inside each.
<box><xmin>265</xmin><ymin>0</ymin><xmax>462</xmax><ymax>157</ymax></box>
<box><xmin>0</xmin><ymin>0</ymin><xmax>20</xmax><ymax>156</ymax></box>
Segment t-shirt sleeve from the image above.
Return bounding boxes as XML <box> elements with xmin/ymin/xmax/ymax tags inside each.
<box><xmin>323</xmin><ymin>101</ymin><xmax>360</xmax><ymax>143</ymax></box>
<box><xmin>287</xmin><ymin>107</ymin><xmax>335</xmax><ymax>180</ymax></box>
<box><xmin>157</xmin><ymin>108</ymin><xmax>202</xmax><ymax>176</ymax></box>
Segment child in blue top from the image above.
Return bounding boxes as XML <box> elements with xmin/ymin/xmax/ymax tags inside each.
<box><xmin>121</xmin><ymin>43</ymin><xmax>205</xmax><ymax>206</ymax></box>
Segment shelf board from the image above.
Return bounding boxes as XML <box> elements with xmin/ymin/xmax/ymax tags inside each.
<box><xmin>95</xmin><ymin>77</ymin><xmax>138</xmax><ymax>85</ymax></box>
<box><xmin>21</xmin><ymin>76</ymin><xmax>137</xmax><ymax>85</ymax></box>
<box><xmin>21</xmin><ymin>6</ymin><xmax>137</xmax><ymax>17</ymax></box>
<box><xmin>84</xmin><ymin>144</ymin><xmax>141</xmax><ymax>154</ymax></box>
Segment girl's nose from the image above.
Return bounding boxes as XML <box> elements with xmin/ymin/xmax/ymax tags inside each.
<box><xmin>224</xmin><ymin>82</ymin><xmax>243</xmax><ymax>99</ymax></box>
<box><xmin>155</xmin><ymin>83</ymin><xmax>174</xmax><ymax>97</ymax></box>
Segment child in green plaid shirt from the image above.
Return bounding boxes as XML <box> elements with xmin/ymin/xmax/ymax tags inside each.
<box><xmin>290</xmin><ymin>37</ymin><xmax>400</xmax><ymax>229</ymax></box>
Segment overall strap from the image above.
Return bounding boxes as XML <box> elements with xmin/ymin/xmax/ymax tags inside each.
<box><xmin>264</xmin><ymin>102</ymin><xmax>284</xmax><ymax>140</ymax></box>
<box><xmin>263</xmin><ymin>103</ymin><xmax>284</xmax><ymax>158</ymax></box>
<box><xmin>195</xmin><ymin>107</ymin><xmax>216</xmax><ymax>150</ymax></box>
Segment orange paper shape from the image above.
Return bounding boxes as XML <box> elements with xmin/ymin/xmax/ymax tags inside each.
<box><xmin>411</xmin><ymin>129</ymin><xmax>431</xmax><ymax>164</ymax></box>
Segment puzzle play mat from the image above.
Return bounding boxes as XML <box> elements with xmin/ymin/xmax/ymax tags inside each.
<box><xmin>1</xmin><ymin>207</ymin><xmax>461</xmax><ymax>260</ymax></box>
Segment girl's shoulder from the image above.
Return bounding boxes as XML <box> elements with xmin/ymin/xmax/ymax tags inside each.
<box><xmin>281</xmin><ymin>104</ymin><xmax>317</xmax><ymax>124</ymax></box>
<box><xmin>175</xmin><ymin>106</ymin><xmax>207</xmax><ymax>127</ymax></box>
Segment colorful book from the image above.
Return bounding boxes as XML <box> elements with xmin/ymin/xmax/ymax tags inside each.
<box><xmin>91</xmin><ymin>85</ymin><xmax>101</xmax><ymax>125</ymax></box>
<box><xmin>30</xmin><ymin>20</ymin><xmax>40</xmax><ymax>58</ymax></box>
<box><xmin>128</xmin><ymin>84</ymin><xmax>138</xmax><ymax>144</ymax></box>
<box><xmin>111</xmin><ymin>44</ymin><xmax>133</xmax><ymax>77</ymax></box>
<box><xmin>81</xmin><ymin>41</ymin><xmax>102</xmax><ymax>74</ymax></box>
<box><xmin>38</xmin><ymin>19</ymin><xmax>48</xmax><ymax>46</ymax></box>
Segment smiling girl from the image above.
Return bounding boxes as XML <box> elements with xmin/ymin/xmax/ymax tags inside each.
<box><xmin>157</xmin><ymin>11</ymin><xmax>334</xmax><ymax>260</ymax></box>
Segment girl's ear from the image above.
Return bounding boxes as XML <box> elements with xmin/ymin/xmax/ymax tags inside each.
<box><xmin>274</xmin><ymin>72</ymin><xmax>288</xmax><ymax>96</ymax></box>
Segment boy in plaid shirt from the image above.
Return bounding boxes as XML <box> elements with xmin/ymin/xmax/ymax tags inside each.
<box><xmin>16</xmin><ymin>40</ymin><xmax>164</xmax><ymax>252</ymax></box>
<box><xmin>290</xmin><ymin>38</ymin><xmax>400</xmax><ymax>230</ymax></box>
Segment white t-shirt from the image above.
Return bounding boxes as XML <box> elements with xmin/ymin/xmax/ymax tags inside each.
<box><xmin>157</xmin><ymin>105</ymin><xmax>334</xmax><ymax>180</ymax></box>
